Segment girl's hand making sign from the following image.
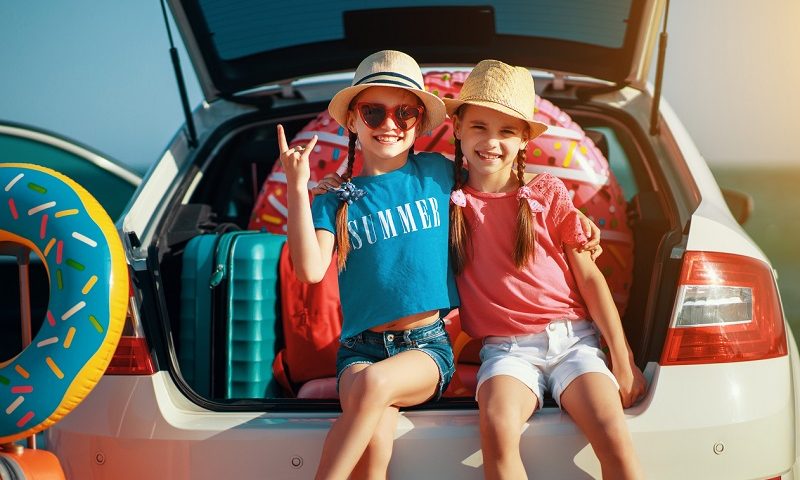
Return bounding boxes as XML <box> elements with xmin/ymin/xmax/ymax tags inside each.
<box><xmin>277</xmin><ymin>124</ymin><xmax>318</xmax><ymax>188</ymax></box>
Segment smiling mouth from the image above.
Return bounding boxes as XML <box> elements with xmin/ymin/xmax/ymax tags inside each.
<box><xmin>477</xmin><ymin>151</ymin><xmax>502</xmax><ymax>160</ymax></box>
<box><xmin>374</xmin><ymin>135</ymin><xmax>403</xmax><ymax>144</ymax></box>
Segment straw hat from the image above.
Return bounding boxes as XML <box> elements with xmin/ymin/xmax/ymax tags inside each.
<box><xmin>443</xmin><ymin>60</ymin><xmax>549</xmax><ymax>139</ymax></box>
<box><xmin>328</xmin><ymin>50</ymin><xmax>446</xmax><ymax>133</ymax></box>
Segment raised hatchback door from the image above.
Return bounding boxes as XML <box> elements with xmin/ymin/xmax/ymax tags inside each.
<box><xmin>167</xmin><ymin>0</ymin><xmax>665</xmax><ymax>101</ymax></box>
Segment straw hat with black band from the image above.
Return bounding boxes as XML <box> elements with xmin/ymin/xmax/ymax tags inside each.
<box><xmin>443</xmin><ymin>59</ymin><xmax>549</xmax><ymax>140</ymax></box>
<box><xmin>328</xmin><ymin>50</ymin><xmax>446</xmax><ymax>133</ymax></box>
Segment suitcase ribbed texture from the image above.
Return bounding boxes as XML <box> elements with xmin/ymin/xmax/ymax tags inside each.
<box><xmin>179</xmin><ymin>232</ymin><xmax>285</xmax><ymax>399</ymax></box>
<box><xmin>226</xmin><ymin>235</ymin><xmax>283</xmax><ymax>398</ymax></box>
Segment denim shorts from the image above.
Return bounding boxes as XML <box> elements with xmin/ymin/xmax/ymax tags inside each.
<box><xmin>336</xmin><ymin>319</ymin><xmax>455</xmax><ymax>401</ymax></box>
<box><xmin>477</xmin><ymin>319</ymin><xmax>618</xmax><ymax>409</ymax></box>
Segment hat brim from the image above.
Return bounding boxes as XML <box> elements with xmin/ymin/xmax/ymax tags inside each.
<box><xmin>328</xmin><ymin>84</ymin><xmax>446</xmax><ymax>134</ymax></box>
<box><xmin>443</xmin><ymin>98</ymin><xmax>549</xmax><ymax>140</ymax></box>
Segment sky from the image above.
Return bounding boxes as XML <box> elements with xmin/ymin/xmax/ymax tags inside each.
<box><xmin>0</xmin><ymin>2</ymin><xmax>202</xmax><ymax>175</ymax></box>
<box><xmin>1</xmin><ymin>1</ymin><xmax>798</xmax><ymax>175</ymax></box>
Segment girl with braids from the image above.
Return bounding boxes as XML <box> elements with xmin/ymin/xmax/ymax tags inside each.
<box><xmin>280</xmin><ymin>52</ymin><xmax>600</xmax><ymax>479</ymax></box>
<box><xmin>278</xmin><ymin>50</ymin><xmax>459</xmax><ymax>480</ymax></box>
<box><xmin>445</xmin><ymin>60</ymin><xmax>646</xmax><ymax>480</ymax></box>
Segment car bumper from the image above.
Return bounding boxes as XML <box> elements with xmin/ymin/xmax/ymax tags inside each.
<box><xmin>48</xmin><ymin>357</ymin><xmax>795</xmax><ymax>479</ymax></box>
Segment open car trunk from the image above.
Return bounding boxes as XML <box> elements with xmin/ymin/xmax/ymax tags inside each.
<box><xmin>146</xmin><ymin>73</ymin><xmax>681</xmax><ymax>411</ymax></box>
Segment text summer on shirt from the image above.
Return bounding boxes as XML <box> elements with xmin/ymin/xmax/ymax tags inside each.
<box><xmin>311</xmin><ymin>152</ymin><xmax>459</xmax><ymax>339</ymax></box>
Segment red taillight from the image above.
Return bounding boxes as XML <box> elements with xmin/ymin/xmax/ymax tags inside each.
<box><xmin>105</xmin><ymin>271</ymin><xmax>155</xmax><ymax>375</ymax></box>
<box><xmin>660</xmin><ymin>251</ymin><xmax>787</xmax><ymax>366</ymax></box>
<box><xmin>106</xmin><ymin>337</ymin><xmax>155</xmax><ymax>375</ymax></box>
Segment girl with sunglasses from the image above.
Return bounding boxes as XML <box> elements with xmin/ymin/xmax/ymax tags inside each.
<box><xmin>279</xmin><ymin>50</ymin><xmax>459</xmax><ymax>480</ymax></box>
<box><xmin>447</xmin><ymin>60</ymin><xmax>646</xmax><ymax>479</ymax></box>
<box><xmin>280</xmin><ymin>51</ymin><xmax>601</xmax><ymax>478</ymax></box>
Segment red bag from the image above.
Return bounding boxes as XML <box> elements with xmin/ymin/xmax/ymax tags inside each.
<box><xmin>273</xmin><ymin>244</ymin><xmax>342</xmax><ymax>395</ymax></box>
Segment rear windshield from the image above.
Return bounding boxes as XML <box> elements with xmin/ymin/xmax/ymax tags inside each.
<box><xmin>198</xmin><ymin>0</ymin><xmax>633</xmax><ymax>60</ymax></box>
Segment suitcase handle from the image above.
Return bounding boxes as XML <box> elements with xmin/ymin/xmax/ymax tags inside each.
<box><xmin>208</xmin><ymin>231</ymin><xmax>256</xmax><ymax>288</ymax></box>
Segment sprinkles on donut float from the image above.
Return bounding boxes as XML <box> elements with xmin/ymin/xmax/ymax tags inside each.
<box><xmin>0</xmin><ymin>163</ymin><xmax>128</xmax><ymax>444</ymax></box>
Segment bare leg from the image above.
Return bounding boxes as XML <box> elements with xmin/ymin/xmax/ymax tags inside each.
<box><xmin>331</xmin><ymin>364</ymin><xmax>399</xmax><ymax>480</ymax></box>
<box><xmin>315</xmin><ymin>350</ymin><xmax>440</xmax><ymax>480</ymax></box>
<box><xmin>559</xmin><ymin>373</ymin><xmax>643</xmax><ymax>480</ymax></box>
<box><xmin>477</xmin><ymin>375</ymin><xmax>538</xmax><ymax>480</ymax></box>
<box><xmin>350</xmin><ymin>406</ymin><xmax>399</xmax><ymax>480</ymax></box>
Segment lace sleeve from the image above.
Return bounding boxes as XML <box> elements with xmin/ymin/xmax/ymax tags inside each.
<box><xmin>533</xmin><ymin>174</ymin><xmax>587</xmax><ymax>247</ymax></box>
<box><xmin>558</xmin><ymin>210</ymin><xmax>589</xmax><ymax>247</ymax></box>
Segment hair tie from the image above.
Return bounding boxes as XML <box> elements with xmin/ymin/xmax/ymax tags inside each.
<box><xmin>517</xmin><ymin>186</ymin><xmax>545</xmax><ymax>213</ymax></box>
<box><xmin>330</xmin><ymin>181</ymin><xmax>367</xmax><ymax>205</ymax></box>
<box><xmin>516</xmin><ymin>186</ymin><xmax>533</xmax><ymax>200</ymax></box>
<box><xmin>450</xmin><ymin>189</ymin><xmax>466</xmax><ymax>207</ymax></box>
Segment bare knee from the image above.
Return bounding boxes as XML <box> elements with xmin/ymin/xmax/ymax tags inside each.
<box><xmin>477</xmin><ymin>381</ymin><xmax>535</xmax><ymax>440</ymax></box>
<box><xmin>481</xmin><ymin>402</ymin><xmax>522</xmax><ymax>427</ymax></box>
<box><xmin>479</xmin><ymin>401</ymin><xmax>527</xmax><ymax>444</ymax></box>
<box><xmin>349</xmin><ymin>366</ymin><xmax>392</xmax><ymax>407</ymax></box>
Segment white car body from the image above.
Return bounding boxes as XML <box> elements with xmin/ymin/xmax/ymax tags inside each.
<box><xmin>43</xmin><ymin>1</ymin><xmax>798</xmax><ymax>478</ymax></box>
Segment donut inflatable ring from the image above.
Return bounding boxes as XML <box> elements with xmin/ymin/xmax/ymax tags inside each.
<box><xmin>0</xmin><ymin>163</ymin><xmax>128</xmax><ymax>444</ymax></box>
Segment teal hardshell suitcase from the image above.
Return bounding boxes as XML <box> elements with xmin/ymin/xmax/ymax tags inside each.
<box><xmin>179</xmin><ymin>231</ymin><xmax>286</xmax><ymax>399</ymax></box>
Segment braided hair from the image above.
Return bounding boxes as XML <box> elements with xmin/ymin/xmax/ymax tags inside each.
<box><xmin>449</xmin><ymin>105</ymin><xmax>536</xmax><ymax>273</ymax></box>
<box><xmin>334</xmin><ymin>91</ymin><xmax>425</xmax><ymax>270</ymax></box>
<box><xmin>449</xmin><ymin>136</ymin><xmax>470</xmax><ymax>274</ymax></box>
<box><xmin>334</xmin><ymin>132</ymin><xmax>358</xmax><ymax>270</ymax></box>
<box><xmin>513</xmin><ymin>147</ymin><xmax>536</xmax><ymax>267</ymax></box>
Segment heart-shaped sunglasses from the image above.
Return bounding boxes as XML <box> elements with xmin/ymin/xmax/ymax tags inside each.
<box><xmin>355</xmin><ymin>102</ymin><xmax>425</xmax><ymax>131</ymax></box>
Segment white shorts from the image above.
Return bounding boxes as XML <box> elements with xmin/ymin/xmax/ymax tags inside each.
<box><xmin>476</xmin><ymin>319</ymin><xmax>619</xmax><ymax>409</ymax></box>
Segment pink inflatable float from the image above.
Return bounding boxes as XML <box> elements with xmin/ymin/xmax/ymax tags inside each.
<box><xmin>249</xmin><ymin>71</ymin><xmax>633</xmax><ymax>314</ymax></box>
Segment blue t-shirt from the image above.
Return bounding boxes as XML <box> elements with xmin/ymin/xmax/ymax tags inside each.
<box><xmin>312</xmin><ymin>152</ymin><xmax>460</xmax><ymax>339</ymax></box>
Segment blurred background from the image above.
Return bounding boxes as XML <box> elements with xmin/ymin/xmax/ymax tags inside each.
<box><xmin>1</xmin><ymin>1</ymin><xmax>799</xmax><ymax>332</ymax></box>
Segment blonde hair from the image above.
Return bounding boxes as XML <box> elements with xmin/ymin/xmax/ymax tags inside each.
<box><xmin>449</xmin><ymin>106</ymin><xmax>536</xmax><ymax>274</ymax></box>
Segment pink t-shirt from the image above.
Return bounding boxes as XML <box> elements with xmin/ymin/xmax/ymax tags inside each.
<box><xmin>457</xmin><ymin>173</ymin><xmax>589</xmax><ymax>338</ymax></box>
